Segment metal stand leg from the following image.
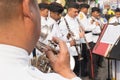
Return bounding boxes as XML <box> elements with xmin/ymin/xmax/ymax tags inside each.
<box><xmin>115</xmin><ymin>59</ymin><xmax>117</xmax><ymax>80</ymax></box>
<box><xmin>107</xmin><ymin>58</ymin><xmax>111</xmax><ymax>80</ymax></box>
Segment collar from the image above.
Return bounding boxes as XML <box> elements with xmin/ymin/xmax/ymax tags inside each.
<box><xmin>41</xmin><ymin>16</ymin><xmax>48</xmax><ymax>20</ymax></box>
<box><xmin>48</xmin><ymin>17</ymin><xmax>61</xmax><ymax>26</ymax></box>
<box><xmin>80</xmin><ymin>12</ymin><xmax>86</xmax><ymax>16</ymax></box>
<box><xmin>48</xmin><ymin>17</ymin><xmax>56</xmax><ymax>23</ymax></box>
<box><xmin>65</xmin><ymin>14</ymin><xmax>76</xmax><ymax>20</ymax></box>
<box><xmin>0</xmin><ymin>44</ymin><xmax>30</xmax><ymax>66</ymax></box>
<box><xmin>91</xmin><ymin>16</ymin><xmax>98</xmax><ymax>21</ymax></box>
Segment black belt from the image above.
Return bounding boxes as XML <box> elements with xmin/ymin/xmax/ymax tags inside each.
<box><xmin>92</xmin><ymin>33</ymin><xmax>100</xmax><ymax>36</ymax></box>
<box><xmin>85</xmin><ymin>31</ymin><xmax>92</xmax><ymax>34</ymax></box>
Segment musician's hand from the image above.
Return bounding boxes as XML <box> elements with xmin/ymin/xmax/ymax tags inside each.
<box><xmin>70</xmin><ymin>40</ymin><xmax>76</xmax><ymax>46</ymax></box>
<box><xmin>67</xmin><ymin>33</ymin><xmax>71</xmax><ymax>39</ymax></box>
<box><xmin>91</xmin><ymin>20</ymin><xmax>95</xmax><ymax>24</ymax></box>
<box><xmin>79</xmin><ymin>31</ymin><xmax>85</xmax><ymax>38</ymax></box>
<box><xmin>95</xmin><ymin>22</ymin><xmax>100</xmax><ymax>26</ymax></box>
<box><xmin>45</xmin><ymin>37</ymin><xmax>76</xmax><ymax>79</ymax></box>
<box><xmin>67</xmin><ymin>32</ymin><xmax>74</xmax><ymax>40</ymax></box>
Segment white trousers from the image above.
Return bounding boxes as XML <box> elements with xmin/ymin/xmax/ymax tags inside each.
<box><xmin>112</xmin><ymin>60</ymin><xmax>120</xmax><ymax>80</ymax></box>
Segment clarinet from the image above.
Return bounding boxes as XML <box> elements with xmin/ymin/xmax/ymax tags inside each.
<box><xmin>76</xmin><ymin>18</ymin><xmax>90</xmax><ymax>50</ymax></box>
<box><xmin>64</xmin><ymin>18</ymin><xmax>83</xmax><ymax>61</ymax></box>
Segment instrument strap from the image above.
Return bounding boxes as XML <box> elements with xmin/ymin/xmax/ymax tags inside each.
<box><xmin>76</xmin><ymin>18</ymin><xmax>83</xmax><ymax>32</ymax></box>
<box><xmin>64</xmin><ymin>17</ymin><xmax>72</xmax><ymax>34</ymax></box>
<box><xmin>64</xmin><ymin>18</ymin><xmax>74</xmax><ymax>41</ymax></box>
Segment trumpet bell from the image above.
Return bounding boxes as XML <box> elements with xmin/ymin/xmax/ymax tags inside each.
<box><xmin>40</xmin><ymin>25</ymin><xmax>52</xmax><ymax>41</ymax></box>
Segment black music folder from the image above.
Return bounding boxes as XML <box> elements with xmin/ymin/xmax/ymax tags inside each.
<box><xmin>108</xmin><ymin>39</ymin><xmax>120</xmax><ymax>60</ymax></box>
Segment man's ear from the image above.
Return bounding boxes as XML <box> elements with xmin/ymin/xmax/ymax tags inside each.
<box><xmin>22</xmin><ymin>0</ymin><xmax>32</xmax><ymax>19</ymax></box>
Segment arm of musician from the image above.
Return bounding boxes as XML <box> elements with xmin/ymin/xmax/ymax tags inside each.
<box><xmin>82</xmin><ymin>18</ymin><xmax>97</xmax><ymax>31</ymax></box>
<box><xmin>92</xmin><ymin>25</ymin><xmax>101</xmax><ymax>34</ymax></box>
<box><xmin>45</xmin><ymin>37</ymin><xmax>80</xmax><ymax>79</ymax></box>
<box><xmin>83</xmin><ymin>22</ymin><xmax>96</xmax><ymax>31</ymax></box>
<box><xmin>79</xmin><ymin>31</ymin><xmax>85</xmax><ymax>38</ymax></box>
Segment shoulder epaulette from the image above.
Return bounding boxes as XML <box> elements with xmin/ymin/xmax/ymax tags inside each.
<box><xmin>79</xmin><ymin>13</ymin><xmax>84</xmax><ymax>20</ymax></box>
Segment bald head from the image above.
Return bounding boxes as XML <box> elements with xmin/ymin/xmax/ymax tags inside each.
<box><xmin>0</xmin><ymin>0</ymin><xmax>23</xmax><ymax>24</ymax></box>
<box><xmin>0</xmin><ymin>0</ymin><xmax>41</xmax><ymax>53</ymax></box>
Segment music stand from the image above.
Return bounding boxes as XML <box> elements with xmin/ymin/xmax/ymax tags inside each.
<box><xmin>107</xmin><ymin>36</ymin><xmax>120</xmax><ymax>80</ymax></box>
<box><xmin>92</xmin><ymin>24</ymin><xmax>120</xmax><ymax>80</ymax></box>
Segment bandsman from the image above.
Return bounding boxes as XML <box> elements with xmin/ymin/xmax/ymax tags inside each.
<box><xmin>88</xmin><ymin>7</ymin><xmax>107</xmax><ymax>79</ymax></box>
<box><xmin>59</xmin><ymin>2</ymin><xmax>84</xmax><ymax>76</ymax></box>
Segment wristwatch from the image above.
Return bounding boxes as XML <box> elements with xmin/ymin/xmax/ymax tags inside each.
<box><xmin>71</xmin><ymin>77</ymin><xmax>81</xmax><ymax>80</ymax></box>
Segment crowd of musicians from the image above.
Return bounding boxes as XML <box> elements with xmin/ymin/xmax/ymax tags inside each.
<box><xmin>31</xmin><ymin>2</ymin><xmax>120</xmax><ymax>80</ymax></box>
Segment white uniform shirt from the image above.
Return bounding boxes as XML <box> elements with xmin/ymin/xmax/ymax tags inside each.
<box><xmin>59</xmin><ymin>14</ymin><xmax>81</xmax><ymax>56</ymax></box>
<box><xmin>109</xmin><ymin>16</ymin><xmax>120</xmax><ymax>23</ymax></box>
<box><xmin>77</xmin><ymin>12</ymin><xmax>96</xmax><ymax>43</ymax></box>
<box><xmin>42</xmin><ymin>17</ymin><xmax>64</xmax><ymax>43</ymax></box>
<box><xmin>109</xmin><ymin>16</ymin><xmax>120</xmax><ymax>80</ymax></box>
<box><xmin>0</xmin><ymin>44</ymin><xmax>81</xmax><ymax>80</ymax></box>
<box><xmin>41</xmin><ymin>16</ymin><xmax>48</xmax><ymax>28</ymax></box>
<box><xmin>47</xmin><ymin>17</ymin><xmax>56</xmax><ymax>27</ymax></box>
<box><xmin>88</xmin><ymin>16</ymin><xmax>101</xmax><ymax>43</ymax></box>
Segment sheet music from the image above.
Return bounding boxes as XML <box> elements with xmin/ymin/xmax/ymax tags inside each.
<box><xmin>101</xmin><ymin>25</ymin><xmax>120</xmax><ymax>44</ymax></box>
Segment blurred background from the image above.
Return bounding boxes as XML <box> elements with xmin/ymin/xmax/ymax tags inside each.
<box><xmin>37</xmin><ymin>0</ymin><xmax>120</xmax><ymax>20</ymax></box>
<box><xmin>37</xmin><ymin>0</ymin><xmax>120</xmax><ymax>9</ymax></box>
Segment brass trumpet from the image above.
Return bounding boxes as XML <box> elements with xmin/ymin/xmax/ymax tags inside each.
<box><xmin>31</xmin><ymin>25</ymin><xmax>55</xmax><ymax>73</ymax></box>
<box><xmin>31</xmin><ymin>24</ymin><xmax>75</xmax><ymax>73</ymax></box>
<box><xmin>33</xmin><ymin>40</ymin><xmax>75</xmax><ymax>73</ymax></box>
<box><xmin>35</xmin><ymin>41</ymin><xmax>58</xmax><ymax>73</ymax></box>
